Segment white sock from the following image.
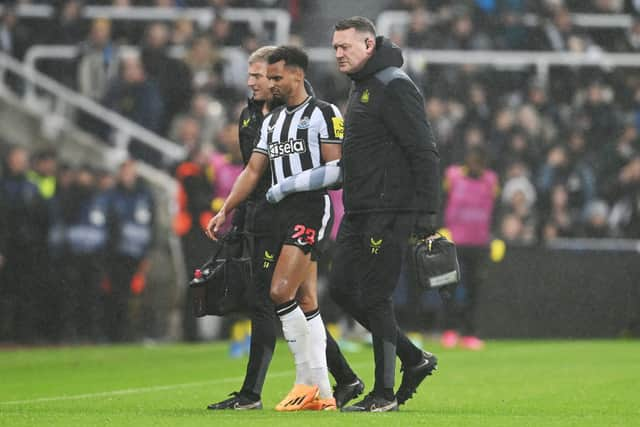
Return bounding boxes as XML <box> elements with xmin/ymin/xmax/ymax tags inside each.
<box><xmin>306</xmin><ymin>309</ymin><xmax>332</xmax><ymax>399</ymax></box>
<box><xmin>277</xmin><ymin>301</ymin><xmax>311</xmax><ymax>385</ymax></box>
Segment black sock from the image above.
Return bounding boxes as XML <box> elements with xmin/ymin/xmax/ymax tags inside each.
<box><xmin>326</xmin><ymin>327</ymin><xmax>358</xmax><ymax>385</ymax></box>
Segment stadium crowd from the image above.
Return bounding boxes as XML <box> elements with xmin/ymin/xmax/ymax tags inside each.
<box><xmin>2</xmin><ymin>0</ymin><xmax>640</xmax><ymax>343</ymax></box>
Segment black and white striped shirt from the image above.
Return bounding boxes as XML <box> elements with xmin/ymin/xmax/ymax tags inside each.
<box><xmin>254</xmin><ymin>96</ymin><xmax>343</xmax><ymax>186</ymax></box>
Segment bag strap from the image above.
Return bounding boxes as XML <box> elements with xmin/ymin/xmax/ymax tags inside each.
<box><xmin>200</xmin><ymin>231</ymin><xmax>237</xmax><ymax>269</ymax></box>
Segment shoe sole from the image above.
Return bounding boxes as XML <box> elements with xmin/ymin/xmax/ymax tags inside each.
<box><xmin>207</xmin><ymin>401</ymin><xmax>262</xmax><ymax>410</ymax></box>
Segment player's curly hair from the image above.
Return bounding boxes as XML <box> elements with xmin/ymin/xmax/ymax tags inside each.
<box><xmin>267</xmin><ymin>46</ymin><xmax>308</xmax><ymax>72</ymax></box>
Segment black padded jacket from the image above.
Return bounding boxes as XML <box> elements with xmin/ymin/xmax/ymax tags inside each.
<box><xmin>342</xmin><ymin>36</ymin><xmax>440</xmax><ymax>215</ymax></box>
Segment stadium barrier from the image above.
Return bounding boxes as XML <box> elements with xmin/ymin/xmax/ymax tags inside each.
<box><xmin>477</xmin><ymin>240</ymin><xmax>640</xmax><ymax>338</ymax></box>
<box><xmin>25</xmin><ymin>43</ymin><xmax>640</xmax><ymax>91</ymax></box>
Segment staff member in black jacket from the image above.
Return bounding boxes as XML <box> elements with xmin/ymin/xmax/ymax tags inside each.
<box><xmin>330</xmin><ymin>17</ymin><xmax>441</xmax><ymax>412</ymax></box>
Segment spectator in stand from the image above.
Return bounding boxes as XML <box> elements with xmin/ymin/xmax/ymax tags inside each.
<box><xmin>541</xmin><ymin>184</ymin><xmax>579</xmax><ymax>240</ymax></box>
<box><xmin>172</xmin><ymin>116</ymin><xmax>203</xmax><ymax>156</ymax></box>
<box><xmin>442</xmin><ymin>145</ymin><xmax>499</xmax><ymax>350</ymax></box>
<box><xmin>45</xmin><ymin>162</ymin><xmax>75</xmax><ymax>342</ymax></box>
<box><xmin>463</xmin><ymin>82</ymin><xmax>493</xmax><ymax>135</ymax></box>
<box><xmin>141</xmin><ymin>22</ymin><xmax>193</xmax><ymax>136</ymax></box>
<box><xmin>173</xmin><ymin>143</ymin><xmax>215</xmax><ymax>341</ymax></box>
<box><xmin>498</xmin><ymin>213</ymin><xmax>531</xmax><ymax>244</ymax></box>
<box><xmin>169</xmin><ymin>92</ymin><xmax>226</xmax><ymax>148</ymax></box>
<box><xmin>488</xmin><ymin>107</ymin><xmax>515</xmax><ymax>168</ymax></box>
<box><xmin>441</xmin><ymin>7</ymin><xmax>493</xmax><ymax>50</ymax></box>
<box><xmin>525</xmin><ymin>79</ymin><xmax>562</xmax><ymax>130</ymax></box>
<box><xmin>62</xmin><ymin>165</ymin><xmax>109</xmax><ymax>341</ymax></box>
<box><xmin>103</xmin><ymin>52</ymin><xmax>164</xmax><ymax>133</ymax></box>
<box><xmin>27</xmin><ymin>148</ymin><xmax>58</xmax><ymax>201</ymax></box>
<box><xmin>49</xmin><ymin>0</ymin><xmax>87</xmax><ymax>45</ymax></box>
<box><xmin>581</xmin><ymin>199</ymin><xmax>612</xmax><ymax>238</ymax></box>
<box><xmin>425</xmin><ymin>96</ymin><xmax>460</xmax><ymax>167</ymax></box>
<box><xmin>499</xmin><ymin>163</ymin><xmax>539</xmax><ymax>244</ymax></box>
<box><xmin>516</xmin><ymin>104</ymin><xmax>552</xmax><ymax>153</ymax></box>
<box><xmin>43</xmin><ymin>1</ymin><xmax>87</xmax><ymax>88</ymax></box>
<box><xmin>184</xmin><ymin>35</ymin><xmax>224</xmax><ymax>93</ymax></box>
<box><xmin>0</xmin><ymin>6</ymin><xmax>31</xmax><ymax>60</ymax></box>
<box><xmin>77</xmin><ymin>18</ymin><xmax>119</xmax><ymax>101</ymax></box>
<box><xmin>0</xmin><ymin>146</ymin><xmax>48</xmax><ymax>343</ymax></box>
<box><xmin>576</xmin><ymin>80</ymin><xmax>620</xmax><ymax>152</ymax></box>
<box><xmin>209</xmin><ymin>122</ymin><xmax>244</xmax><ymax>232</ymax></box>
<box><xmin>450</xmin><ymin>123</ymin><xmax>486</xmax><ymax>165</ymax></box>
<box><xmin>0</xmin><ymin>6</ymin><xmax>32</xmax><ymax>93</ymax></box>
<box><xmin>541</xmin><ymin>6</ymin><xmax>596</xmax><ymax>52</ymax></box>
<box><xmin>406</xmin><ymin>6</ymin><xmax>440</xmax><ymax>48</ymax></box>
<box><xmin>598</xmin><ymin>118</ymin><xmax>640</xmax><ymax>202</ymax></box>
<box><xmin>566</xmin><ymin>129</ymin><xmax>596</xmax><ymax>170</ymax></box>
<box><xmin>495</xmin><ymin>128</ymin><xmax>540</xmax><ymax>177</ymax></box>
<box><xmin>493</xmin><ymin>3</ymin><xmax>532</xmax><ymax>50</ymax></box>
<box><xmin>540</xmin><ymin>7</ymin><xmax>601</xmax><ymax>103</ymax></box>
<box><xmin>537</xmin><ymin>144</ymin><xmax>596</xmax><ymax>221</ymax></box>
<box><xmin>609</xmin><ymin>156</ymin><xmax>640</xmax><ymax>238</ymax></box>
<box><xmin>109</xmin><ymin>0</ymin><xmax>144</xmax><ymax>44</ymax></box>
<box><xmin>104</xmin><ymin>160</ymin><xmax>155</xmax><ymax>342</ymax></box>
<box><xmin>171</xmin><ymin>17</ymin><xmax>195</xmax><ymax>49</ymax></box>
<box><xmin>208</xmin><ymin>15</ymin><xmax>247</xmax><ymax>47</ymax></box>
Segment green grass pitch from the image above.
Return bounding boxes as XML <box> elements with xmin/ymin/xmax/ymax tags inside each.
<box><xmin>1</xmin><ymin>339</ymin><xmax>638</xmax><ymax>426</ymax></box>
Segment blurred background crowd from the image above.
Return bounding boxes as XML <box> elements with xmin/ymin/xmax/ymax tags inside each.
<box><xmin>2</xmin><ymin>0</ymin><xmax>640</xmax><ymax>344</ymax></box>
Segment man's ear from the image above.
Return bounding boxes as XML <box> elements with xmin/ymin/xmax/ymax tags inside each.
<box><xmin>365</xmin><ymin>37</ymin><xmax>375</xmax><ymax>52</ymax></box>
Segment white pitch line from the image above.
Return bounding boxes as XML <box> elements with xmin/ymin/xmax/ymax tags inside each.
<box><xmin>1</xmin><ymin>361</ymin><xmax>371</xmax><ymax>406</ymax></box>
<box><xmin>0</xmin><ymin>371</ymin><xmax>292</xmax><ymax>406</ymax></box>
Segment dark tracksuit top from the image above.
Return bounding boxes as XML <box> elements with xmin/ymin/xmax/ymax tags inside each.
<box><xmin>342</xmin><ymin>36</ymin><xmax>440</xmax><ymax>216</ymax></box>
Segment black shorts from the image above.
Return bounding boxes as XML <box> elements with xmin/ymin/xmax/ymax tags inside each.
<box><xmin>275</xmin><ymin>190</ymin><xmax>333</xmax><ymax>259</ymax></box>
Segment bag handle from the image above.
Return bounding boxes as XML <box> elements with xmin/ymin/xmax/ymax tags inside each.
<box><xmin>414</xmin><ymin>231</ymin><xmax>446</xmax><ymax>252</ymax></box>
<box><xmin>199</xmin><ymin>229</ymin><xmax>240</xmax><ymax>270</ymax></box>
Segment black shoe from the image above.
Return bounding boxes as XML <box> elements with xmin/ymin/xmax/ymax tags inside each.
<box><xmin>341</xmin><ymin>392</ymin><xmax>398</xmax><ymax>412</ymax></box>
<box><xmin>396</xmin><ymin>351</ymin><xmax>438</xmax><ymax>405</ymax></box>
<box><xmin>333</xmin><ymin>377</ymin><xmax>365</xmax><ymax>408</ymax></box>
<box><xmin>207</xmin><ymin>392</ymin><xmax>262</xmax><ymax>410</ymax></box>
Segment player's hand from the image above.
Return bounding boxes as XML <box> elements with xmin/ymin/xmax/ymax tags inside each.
<box><xmin>205</xmin><ymin>211</ymin><xmax>226</xmax><ymax>240</ymax></box>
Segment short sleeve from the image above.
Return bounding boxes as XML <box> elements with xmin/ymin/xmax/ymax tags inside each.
<box><xmin>253</xmin><ymin>115</ymin><xmax>270</xmax><ymax>156</ymax></box>
<box><xmin>319</xmin><ymin>104</ymin><xmax>344</xmax><ymax>144</ymax></box>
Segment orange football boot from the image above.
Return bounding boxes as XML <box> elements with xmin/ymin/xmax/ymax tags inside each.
<box><xmin>275</xmin><ymin>384</ymin><xmax>319</xmax><ymax>412</ymax></box>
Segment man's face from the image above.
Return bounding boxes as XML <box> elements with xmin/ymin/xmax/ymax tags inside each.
<box><xmin>247</xmin><ymin>60</ymin><xmax>272</xmax><ymax>102</ymax></box>
<box><xmin>267</xmin><ymin>60</ymin><xmax>299</xmax><ymax>104</ymax></box>
<box><xmin>332</xmin><ymin>28</ymin><xmax>372</xmax><ymax>74</ymax></box>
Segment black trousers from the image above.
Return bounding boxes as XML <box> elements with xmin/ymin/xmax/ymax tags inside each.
<box><xmin>329</xmin><ymin>213</ymin><xmax>424</xmax><ymax>395</ymax></box>
<box><xmin>239</xmin><ymin>232</ymin><xmax>278</xmax><ymax>399</ymax></box>
<box><xmin>442</xmin><ymin>245</ymin><xmax>489</xmax><ymax>336</ymax></box>
<box><xmin>105</xmin><ymin>254</ymin><xmax>139</xmax><ymax>342</ymax></box>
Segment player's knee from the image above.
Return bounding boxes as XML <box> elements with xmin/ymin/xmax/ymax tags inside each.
<box><xmin>269</xmin><ymin>279</ymin><xmax>292</xmax><ymax>305</ymax></box>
